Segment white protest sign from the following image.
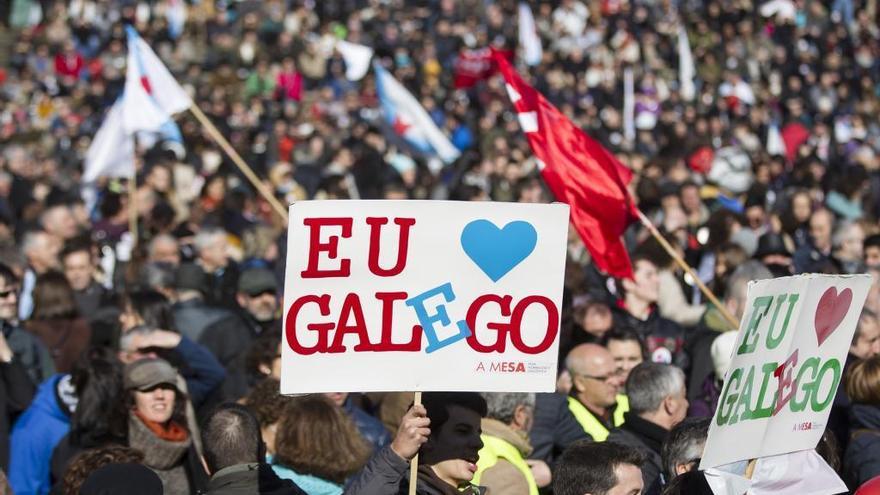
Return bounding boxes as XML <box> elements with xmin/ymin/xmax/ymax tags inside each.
<box><xmin>701</xmin><ymin>274</ymin><xmax>871</xmax><ymax>469</ymax></box>
<box><xmin>280</xmin><ymin>200</ymin><xmax>569</xmax><ymax>394</ymax></box>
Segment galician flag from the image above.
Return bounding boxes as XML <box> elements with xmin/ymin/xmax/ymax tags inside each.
<box><xmin>83</xmin><ymin>99</ymin><xmax>135</xmax><ymax>182</ymax></box>
<box><xmin>373</xmin><ymin>63</ymin><xmax>460</xmax><ymax>164</ymax></box>
<box><xmin>122</xmin><ymin>25</ymin><xmax>191</xmax><ymax>134</ymax></box>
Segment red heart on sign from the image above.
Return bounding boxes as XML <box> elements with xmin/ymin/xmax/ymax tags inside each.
<box><xmin>814</xmin><ymin>287</ymin><xmax>853</xmax><ymax>346</ymax></box>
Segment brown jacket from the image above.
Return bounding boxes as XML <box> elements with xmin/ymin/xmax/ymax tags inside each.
<box><xmin>26</xmin><ymin>317</ymin><xmax>91</xmax><ymax>373</ymax></box>
<box><xmin>479</xmin><ymin>418</ymin><xmax>533</xmax><ymax>495</ymax></box>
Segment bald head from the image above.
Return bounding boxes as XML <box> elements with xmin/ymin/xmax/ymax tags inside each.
<box><xmin>566</xmin><ymin>344</ymin><xmax>614</xmax><ymax>376</ymax></box>
<box><xmin>566</xmin><ymin>344</ymin><xmax>622</xmax><ymax>411</ymax></box>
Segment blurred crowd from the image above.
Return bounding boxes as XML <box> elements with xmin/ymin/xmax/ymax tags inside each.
<box><xmin>3</xmin><ymin>0</ymin><xmax>880</xmax><ymax>493</ymax></box>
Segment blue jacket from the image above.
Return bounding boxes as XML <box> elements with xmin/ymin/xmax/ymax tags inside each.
<box><xmin>175</xmin><ymin>336</ymin><xmax>226</xmax><ymax>406</ymax></box>
<box><xmin>344</xmin><ymin>398</ymin><xmax>390</xmax><ymax>452</ymax></box>
<box><xmin>8</xmin><ymin>374</ymin><xmax>71</xmax><ymax>495</ymax></box>
<box><xmin>272</xmin><ymin>464</ymin><xmax>342</xmax><ymax>495</ymax></box>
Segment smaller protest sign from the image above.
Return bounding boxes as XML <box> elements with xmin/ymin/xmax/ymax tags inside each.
<box><xmin>280</xmin><ymin>200</ymin><xmax>569</xmax><ymax>394</ymax></box>
<box><xmin>700</xmin><ymin>274</ymin><xmax>871</xmax><ymax>469</ymax></box>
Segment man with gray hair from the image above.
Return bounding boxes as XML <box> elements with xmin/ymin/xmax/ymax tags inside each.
<box><xmin>607</xmin><ymin>362</ymin><xmax>688</xmax><ymax>495</ymax></box>
<box><xmin>474</xmin><ymin>392</ymin><xmax>545</xmax><ymax>495</ymax></box>
<box><xmin>193</xmin><ymin>227</ymin><xmax>238</xmax><ymax>307</ymax></box>
<box><xmin>661</xmin><ymin>417</ymin><xmax>710</xmax><ymax>482</ymax></box>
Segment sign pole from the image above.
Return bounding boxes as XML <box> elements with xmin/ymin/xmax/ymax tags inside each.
<box><xmin>636</xmin><ymin>209</ymin><xmax>740</xmax><ymax>329</ymax></box>
<box><xmin>188</xmin><ymin>104</ymin><xmax>289</xmax><ymax>222</ymax></box>
<box><xmin>408</xmin><ymin>391</ymin><xmax>422</xmax><ymax>495</ymax></box>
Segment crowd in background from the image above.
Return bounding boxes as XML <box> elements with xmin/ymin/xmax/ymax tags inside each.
<box><xmin>3</xmin><ymin>0</ymin><xmax>880</xmax><ymax>493</ymax></box>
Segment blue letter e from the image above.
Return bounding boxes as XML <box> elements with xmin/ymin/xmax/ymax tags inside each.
<box><xmin>406</xmin><ymin>282</ymin><xmax>471</xmax><ymax>353</ymax></box>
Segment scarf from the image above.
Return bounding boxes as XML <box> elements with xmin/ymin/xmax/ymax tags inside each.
<box><xmin>128</xmin><ymin>413</ymin><xmax>192</xmax><ymax>494</ymax></box>
<box><xmin>134</xmin><ymin>410</ymin><xmax>189</xmax><ymax>442</ymax></box>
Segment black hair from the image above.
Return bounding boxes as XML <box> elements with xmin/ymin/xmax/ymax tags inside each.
<box><xmin>421</xmin><ymin>392</ymin><xmax>488</xmax><ymax>439</ymax></box>
<box><xmin>864</xmin><ymin>233</ymin><xmax>880</xmax><ymax>254</ymax></box>
<box><xmin>60</xmin><ymin>236</ymin><xmax>93</xmax><ymax>263</ymax></box>
<box><xmin>69</xmin><ymin>348</ymin><xmax>127</xmax><ymax>447</ymax></box>
<box><xmin>0</xmin><ymin>262</ymin><xmax>17</xmax><ymax>286</ymax></box>
<box><xmin>124</xmin><ymin>290</ymin><xmax>175</xmax><ymax>331</ymax></box>
<box><xmin>602</xmin><ymin>326</ymin><xmax>648</xmax><ymax>359</ymax></box>
<box><xmin>554</xmin><ymin>440</ymin><xmax>646</xmax><ymax>495</ymax></box>
<box><xmin>202</xmin><ymin>403</ymin><xmax>262</xmax><ymax>473</ymax></box>
<box><xmin>661</xmin><ymin>470</ymin><xmax>713</xmax><ymax>495</ymax></box>
<box><xmin>245</xmin><ymin>332</ymin><xmax>281</xmax><ymax>380</ymax></box>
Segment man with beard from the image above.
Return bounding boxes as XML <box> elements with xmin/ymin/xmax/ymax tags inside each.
<box><xmin>200</xmin><ymin>268</ymin><xmax>280</xmax><ymax>400</ymax></box>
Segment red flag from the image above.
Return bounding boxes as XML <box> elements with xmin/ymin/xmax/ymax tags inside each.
<box><xmin>454</xmin><ymin>48</ymin><xmax>513</xmax><ymax>89</ymax></box>
<box><xmin>493</xmin><ymin>52</ymin><xmax>638</xmax><ymax>279</ymax></box>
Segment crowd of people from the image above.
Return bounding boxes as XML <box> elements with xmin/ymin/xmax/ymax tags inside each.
<box><xmin>2</xmin><ymin>0</ymin><xmax>880</xmax><ymax>493</ymax></box>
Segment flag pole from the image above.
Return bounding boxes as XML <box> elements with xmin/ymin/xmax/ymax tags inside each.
<box><xmin>408</xmin><ymin>391</ymin><xmax>422</xmax><ymax>495</ymax></box>
<box><xmin>635</xmin><ymin>209</ymin><xmax>740</xmax><ymax>329</ymax></box>
<box><xmin>128</xmin><ymin>172</ymin><xmax>138</xmax><ymax>247</ymax></box>
<box><xmin>187</xmin><ymin>104</ymin><xmax>289</xmax><ymax>222</ymax></box>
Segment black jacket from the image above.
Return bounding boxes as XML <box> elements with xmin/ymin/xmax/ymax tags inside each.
<box><xmin>607</xmin><ymin>412</ymin><xmax>667</xmax><ymax>495</ymax></box>
<box><xmin>202</xmin><ymin>463</ymin><xmax>306</xmax><ymax>495</ymax></box>
<box><xmin>612</xmin><ymin>307</ymin><xmax>686</xmax><ymax>368</ymax></box>
<box><xmin>844</xmin><ymin>403</ymin><xmax>880</xmax><ymax>489</ymax></box>
<box><xmin>530</xmin><ymin>393</ymin><xmax>589</xmax><ymax>465</ymax></box>
<box><xmin>0</xmin><ymin>358</ymin><xmax>34</xmax><ymax>470</ymax></box>
<box><xmin>3</xmin><ymin>321</ymin><xmax>55</xmax><ymax>386</ymax></box>
<box><xmin>200</xmin><ymin>311</ymin><xmax>279</xmax><ymax>400</ymax></box>
<box><xmin>345</xmin><ymin>446</ymin><xmax>485</xmax><ymax>495</ymax></box>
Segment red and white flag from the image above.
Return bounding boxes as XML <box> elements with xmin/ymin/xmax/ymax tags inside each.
<box><xmin>83</xmin><ymin>99</ymin><xmax>135</xmax><ymax>182</ymax></box>
<box><xmin>453</xmin><ymin>48</ymin><xmax>513</xmax><ymax>89</ymax></box>
<box><xmin>122</xmin><ymin>25</ymin><xmax>191</xmax><ymax>133</ymax></box>
<box><xmin>494</xmin><ymin>51</ymin><xmax>638</xmax><ymax>279</ymax></box>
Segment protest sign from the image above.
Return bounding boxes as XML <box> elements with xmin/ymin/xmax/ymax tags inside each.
<box><xmin>700</xmin><ymin>274</ymin><xmax>871</xmax><ymax>469</ymax></box>
<box><xmin>280</xmin><ymin>200</ymin><xmax>570</xmax><ymax>394</ymax></box>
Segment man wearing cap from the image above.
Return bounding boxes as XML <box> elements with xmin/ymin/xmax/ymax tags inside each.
<box><xmin>200</xmin><ymin>267</ymin><xmax>281</xmax><ymax>400</ymax></box>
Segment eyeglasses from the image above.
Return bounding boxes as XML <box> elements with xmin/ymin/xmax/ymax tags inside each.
<box><xmin>578</xmin><ymin>370</ymin><xmax>623</xmax><ymax>383</ymax></box>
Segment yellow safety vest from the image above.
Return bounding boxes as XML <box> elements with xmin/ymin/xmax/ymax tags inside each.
<box><xmin>567</xmin><ymin>395</ymin><xmax>629</xmax><ymax>442</ymax></box>
<box><xmin>473</xmin><ymin>434</ymin><xmax>539</xmax><ymax>495</ymax></box>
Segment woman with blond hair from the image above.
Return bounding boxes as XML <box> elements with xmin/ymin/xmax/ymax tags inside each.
<box><xmin>271</xmin><ymin>395</ymin><xmax>371</xmax><ymax>495</ymax></box>
<box><xmin>844</xmin><ymin>356</ymin><xmax>880</xmax><ymax>488</ymax></box>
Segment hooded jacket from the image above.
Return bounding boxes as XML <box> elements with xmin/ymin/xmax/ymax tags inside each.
<box><xmin>8</xmin><ymin>374</ymin><xmax>71</xmax><ymax>495</ymax></box>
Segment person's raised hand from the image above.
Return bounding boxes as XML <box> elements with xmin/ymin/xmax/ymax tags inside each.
<box><xmin>390</xmin><ymin>404</ymin><xmax>430</xmax><ymax>461</ymax></box>
<box><xmin>131</xmin><ymin>329</ymin><xmax>182</xmax><ymax>350</ymax></box>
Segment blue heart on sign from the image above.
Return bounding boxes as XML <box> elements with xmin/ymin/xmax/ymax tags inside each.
<box><xmin>461</xmin><ymin>220</ymin><xmax>538</xmax><ymax>282</ymax></box>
